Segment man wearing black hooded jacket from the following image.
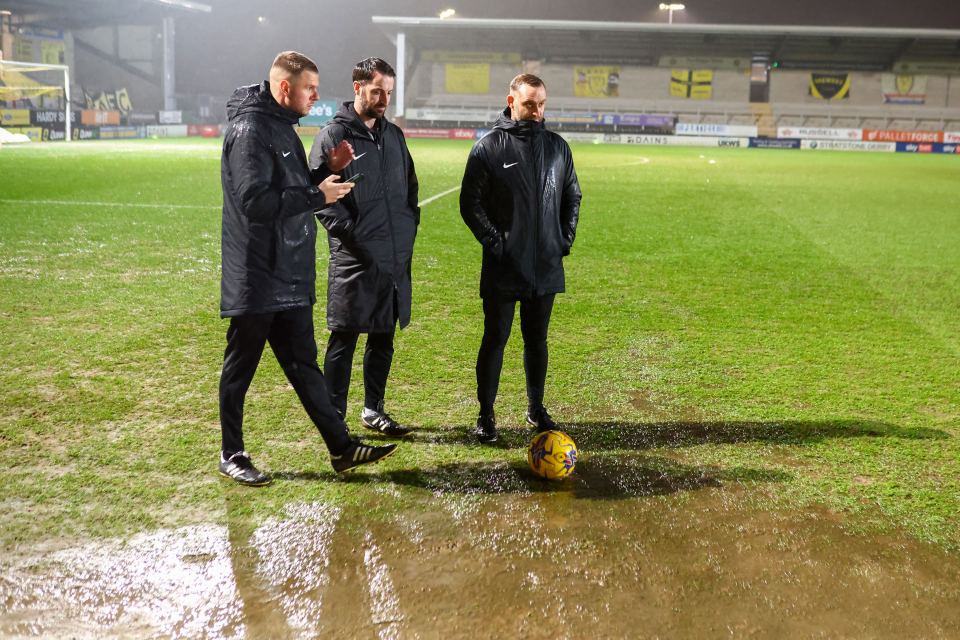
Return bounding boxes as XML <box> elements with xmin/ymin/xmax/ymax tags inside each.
<box><xmin>460</xmin><ymin>73</ymin><xmax>582</xmax><ymax>443</ymax></box>
<box><xmin>308</xmin><ymin>57</ymin><xmax>419</xmax><ymax>438</ymax></box>
<box><xmin>218</xmin><ymin>51</ymin><xmax>398</xmax><ymax>485</ymax></box>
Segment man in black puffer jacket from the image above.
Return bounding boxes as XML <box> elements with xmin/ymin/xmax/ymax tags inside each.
<box><xmin>309</xmin><ymin>57</ymin><xmax>419</xmax><ymax>438</ymax></box>
<box><xmin>460</xmin><ymin>73</ymin><xmax>582</xmax><ymax>443</ymax></box>
<box><xmin>219</xmin><ymin>51</ymin><xmax>398</xmax><ymax>485</ymax></box>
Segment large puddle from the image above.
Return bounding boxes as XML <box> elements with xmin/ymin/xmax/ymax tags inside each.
<box><xmin>3</xmin><ymin>459</ymin><xmax>960</xmax><ymax>638</ymax></box>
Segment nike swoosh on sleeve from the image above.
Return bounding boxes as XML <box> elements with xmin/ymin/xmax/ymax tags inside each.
<box><xmin>503</xmin><ymin>162</ymin><xmax>518</xmax><ymax>168</ymax></box>
<box><xmin>353</xmin><ymin>152</ymin><xmax>368</xmax><ymax>160</ymax></box>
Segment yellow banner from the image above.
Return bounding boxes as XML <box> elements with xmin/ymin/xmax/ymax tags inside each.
<box><xmin>0</xmin><ymin>68</ymin><xmax>63</xmax><ymax>102</ymax></box>
<box><xmin>574</xmin><ymin>66</ymin><xmax>620</xmax><ymax>98</ymax></box>
<box><xmin>670</xmin><ymin>69</ymin><xmax>713</xmax><ymax>99</ymax></box>
<box><xmin>83</xmin><ymin>88</ymin><xmax>134</xmax><ymax>115</ymax></box>
<box><xmin>881</xmin><ymin>74</ymin><xmax>925</xmax><ymax>104</ymax></box>
<box><xmin>40</xmin><ymin>41</ymin><xmax>64</xmax><ymax>65</ymax></box>
<box><xmin>5</xmin><ymin>126</ymin><xmax>43</xmax><ymax>141</ymax></box>
<box><xmin>809</xmin><ymin>73</ymin><xmax>850</xmax><ymax>100</ymax></box>
<box><xmin>0</xmin><ymin>108</ymin><xmax>31</xmax><ymax>126</ymax></box>
<box><xmin>445</xmin><ymin>63</ymin><xmax>490</xmax><ymax>94</ymax></box>
<box><xmin>425</xmin><ymin>50</ymin><xmax>520</xmax><ymax>64</ymax></box>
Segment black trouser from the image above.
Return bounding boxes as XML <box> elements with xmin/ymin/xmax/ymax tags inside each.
<box><xmin>324</xmin><ymin>328</ymin><xmax>396</xmax><ymax>416</ymax></box>
<box><xmin>219</xmin><ymin>306</ymin><xmax>352</xmax><ymax>457</ymax></box>
<box><xmin>476</xmin><ymin>293</ymin><xmax>555</xmax><ymax>416</ymax></box>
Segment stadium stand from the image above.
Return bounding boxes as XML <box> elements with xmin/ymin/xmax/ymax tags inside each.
<box><xmin>0</xmin><ymin>0</ymin><xmax>210</xmax><ymax>141</ymax></box>
<box><xmin>373</xmin><ymin>18</ymin><xmax>960</xmax><ymax>135</ymax></box>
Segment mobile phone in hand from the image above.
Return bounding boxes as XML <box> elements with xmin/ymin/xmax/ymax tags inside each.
<box><xmin>347</xmin><ymin>173</ymin><xmax>365</xmax><ymax>184</ymax></box>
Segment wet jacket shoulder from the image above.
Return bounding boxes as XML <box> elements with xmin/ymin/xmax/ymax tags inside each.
<box><xmin>307</xmin><ymin>102</ymin><xmax>420</xmax><ymax>332</ymax></box>
<box><xmin>460</xmin><ymin>109</ymin><xmax>582</xmax><ymax>299</ymax></box>
<box><xmin>220</xmin><ymin>81</ymin><xmax>328</xmax><ymax>318</ymax></box>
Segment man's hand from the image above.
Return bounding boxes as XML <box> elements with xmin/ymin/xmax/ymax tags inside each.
<box><xmin>320</xmin><ymin>175</ymin><xmax>354</xmax><ymax>204</ymax></box>
<box><xmin>484</xmin><ymin>227</ymin><xmax>504</xmax><ymax>259</ymax></box>
<box><xmin>325</xmin><ymin>140</ymin><xmax>355</xmax><ymax>172</ymax></box>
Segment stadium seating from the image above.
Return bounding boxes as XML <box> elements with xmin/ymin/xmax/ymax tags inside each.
<box><xmin>407</xmin><ymin>93</ymin><xmax>960</xmax><ymax>133</ymax></box>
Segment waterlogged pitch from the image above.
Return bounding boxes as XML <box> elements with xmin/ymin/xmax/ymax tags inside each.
<box><xmin>1</xmin><ymin>138</ymin><xmax>959</xmax><ymax>636</ymax></box>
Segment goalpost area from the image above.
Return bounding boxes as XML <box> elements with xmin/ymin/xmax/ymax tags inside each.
<box><xmin>0</xmin><ymin>56</ymin><xmax>72</xmax><ymax>143</ymax></box>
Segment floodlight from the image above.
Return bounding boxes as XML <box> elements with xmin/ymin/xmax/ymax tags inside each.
<box><xmin>438</xmin><ymin>8</ymin><xmax>456</xmax><ymax>19</ymax></box>
<box><xmin>658</xmin><ymin>3</ymin><xmax>686</xmax><ymax>23</ymax></box>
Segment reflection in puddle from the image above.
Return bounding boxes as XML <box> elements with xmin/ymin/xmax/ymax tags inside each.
<box><xmin>363</xmin><ymin>531</ymin><xmax>402</xmax><ymax>640</ymax></box>
<box><xmin>249</xmin><ymin>502</ymin><xmax>340</xmax><ymax>637</ymax></box>
<box><xmin>3</xmin><ymin>469</ymin><xmax>960</xmax><ymax>638</ymax></box>
<box><xmin>0</xmin><ymin>525</ymin><xmax>242</xmax><ymax>639</ymax></box>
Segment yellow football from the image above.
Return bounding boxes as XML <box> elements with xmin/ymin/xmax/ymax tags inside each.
<box><xmin>527</xmin><ymin>430</ymin><xmax>578</xmax><ymax>480</ymax></box>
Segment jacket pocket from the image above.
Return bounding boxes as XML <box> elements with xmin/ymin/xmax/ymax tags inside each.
<box><xmin>244</xmin><ymin>221</ymin><xmax>275</xmax><ymax>272</ymax></box>
<box><xmin>275</xmin><ymin>213</ymin><xmax>315</xmax><ymax>284</ymax></box>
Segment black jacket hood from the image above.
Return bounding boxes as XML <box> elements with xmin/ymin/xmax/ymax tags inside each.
<box><xmin>308</xmin><ymin>101</ymin><xmax>419</xmax><ymax>332</ymax></box>
<box><xmin>492</xmin><ymin>107</ymin><xmax>545</xmax><ymax>138</ymax></box>
<box><xmin>331</xmin><ymin>100</ymin><xmax>386</xmax><ymax>137</ymax></box>
<box><xmin>226</xmin><ymin>81</ymin><xmax>300</xmax><ymax>125</ymax></box>
<box><xmin>220</xmin><ymin>80</ymin><xmax>328</xmax><ymax>318</ymax></box>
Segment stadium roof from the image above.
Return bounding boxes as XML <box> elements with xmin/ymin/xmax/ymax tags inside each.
<box><xmin>0</xmin><ymin>0</ymin><xmax>211</xmax><ymax>29</ymax></box>
<box><xmin>372</xmin><ymin>17</ymin><xmax>960</xmax><ymax>72</ymax></box>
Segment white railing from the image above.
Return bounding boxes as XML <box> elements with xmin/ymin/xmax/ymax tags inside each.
<box><xmin>407</xmin><ymin>94</ymin><xmax>960</xmax><ymax>131</ymax></box>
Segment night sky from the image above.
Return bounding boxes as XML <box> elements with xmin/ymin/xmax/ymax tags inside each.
<box><xmin>174</xmin><ymin>0</ymin><xmax>960</xmax><ymax>99</ymax></box>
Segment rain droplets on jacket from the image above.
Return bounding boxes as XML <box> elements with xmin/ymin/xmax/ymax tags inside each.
<box><xmin>220</xmin><ymin>81</ymin><xmax>328</xmax><ymax>318</ymax></box>
<box><xmin>460</xmin><ymin>108</ymin><xmax>582</xmax><ymax>299</ymax></box>
<box><xmin>309</xmin><ymin>102</ymin><xmax>420</xmax><ymax>333</ymax></box>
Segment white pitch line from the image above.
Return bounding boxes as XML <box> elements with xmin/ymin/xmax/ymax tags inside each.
<box><xmin>418</xmin><ymin>185</ymin><xmax>459</xmax><ymax>207</ymax></box>
<box><xmin>2</xmin><ymin>184</ymin><xmax>463</xmax><ymax>213</ymax></box>
<box><xmin>0</xmin><ymin>198</ymin><xmax>217</xmax><ymax>210</ymax></box>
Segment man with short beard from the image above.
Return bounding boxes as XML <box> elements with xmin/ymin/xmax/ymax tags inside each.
<box><xmin>308</xmin><ymin>57</ymin><xmax>420</xmax><ymax>438</ymax></box>
<box><xmin>219</xmin><ymin>51</ymin><xmax>399</xmax><ymax>485</ymax></box>
<box><xmin>460</xmin><ymin>73</ymin><xmax>582</xmax><ymax>443</ymax></box>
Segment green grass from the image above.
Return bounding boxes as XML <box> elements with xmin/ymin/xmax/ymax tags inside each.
<box><xmin>1</xmin><ymin>138</ymin><xmax>958</xmax><ymax>549</ymax></box>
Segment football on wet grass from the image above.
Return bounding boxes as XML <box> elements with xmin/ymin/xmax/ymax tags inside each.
<box><xmin>527</xmin><ymin>430</ymin><xmax>578</xmax><ymax>480</ymax></box>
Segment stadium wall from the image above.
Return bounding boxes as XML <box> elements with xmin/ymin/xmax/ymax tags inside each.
<box><xmin>417</xmin><ymin>62</ymin><xmax>750</xmax><ymax>103</ymax></box>
<box><xmin>768</xmin><ymin>70</ymin><xmax>956</xmax><ymax>108</ymax></box>
<box><xmin>71</xmin><ymin>25</ymin><xmax>163</xmax><ymax>114</ymax></box>
<box><xmin>411</xmin><ymin>61</ymin><xmax>958</xmax><ymax>120</ymax></box>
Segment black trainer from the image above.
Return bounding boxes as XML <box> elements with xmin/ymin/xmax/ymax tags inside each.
<box><xmin>219</xmin><ymin>451</ymin><xmax>272</xmax><ymax>487</ymax></box>
<box><xmin>476</xmin><ymin>412</ymin><xmax>498</xmax><ymax>443</ymax></box>
<box><xmin>361</xmin><ymin>402</ymin><xmax>412</xmax><ymax>437</ymax></box>
<box><xmin>330</xmin><ymin>438</ymin><xmax>397</xmax><ymax>473</ymax></box>
<box><xmin>526</xmin><ymin>406</ymin><xmax>557</xmax><ymax>433</ymax></box>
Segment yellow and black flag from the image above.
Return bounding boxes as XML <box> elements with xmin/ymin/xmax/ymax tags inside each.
<box><xmin>574</xmin><ymin>66</ymin><xmax>621</xmax><ymax>98</ymax></box>
<box><xmin>670</xmin><ymin>70</ymin><xmax>713</xmax><ymax>99</ymax></box>
<box><xmin>809</xmin><ymin>73</ymin><xmax>851</xmax><ymax>100</ymax></box>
